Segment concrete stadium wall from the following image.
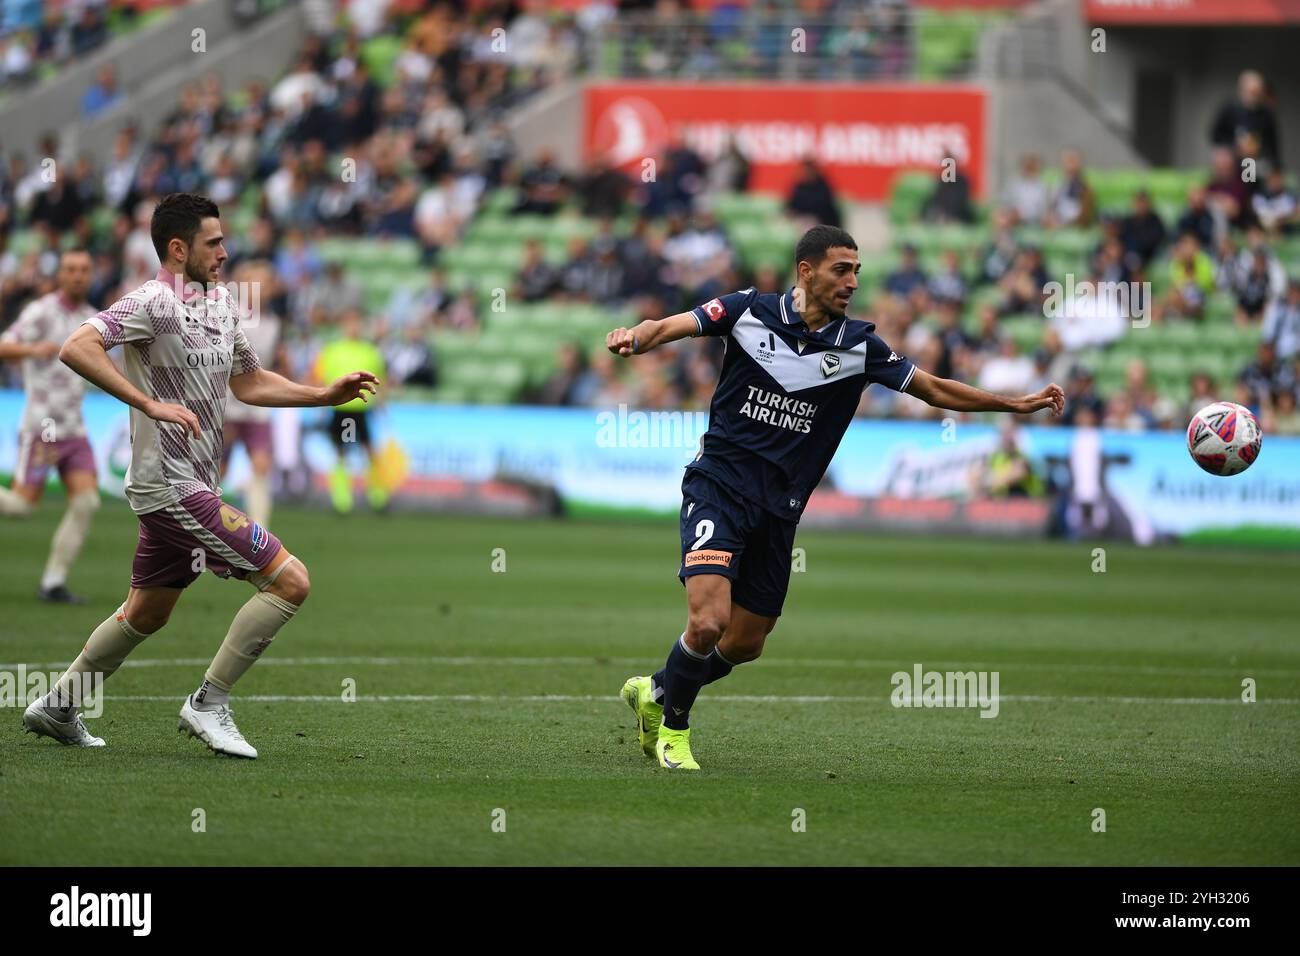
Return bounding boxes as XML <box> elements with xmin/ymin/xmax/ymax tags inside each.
<box><xmin>1103</xmin><ymin>28</ymin><xmax>1300</xmax><ymax>171</ymax></box>
<box><xmin>986</xmin><ymin>77</ymin><xmax>1147</xmax><ymax>191</ymax></box>
<box><xmin>76</xmin><ymin>5</ymin><xmax>307</xmax><ymax>162</ymax></box>
<box><xmin>990</xmin><ymin>0</ymin><xmax>1300</xmax><ymax>176</ymax></box>
<box><xmin>505</xmin><ymin>79</ymin><xmax>586</xmax><ymax>171</ymax></box>
<box><xmin>1</xmin><ymin>0</ymin><xmax>245</xmax><ymax>159</ymax></box>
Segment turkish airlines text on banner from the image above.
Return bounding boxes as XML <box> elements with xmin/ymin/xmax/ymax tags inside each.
<box><xmin>583</xmin><ymin>83</ymin><xmax>987</xmax><ymax>201</ymax></box>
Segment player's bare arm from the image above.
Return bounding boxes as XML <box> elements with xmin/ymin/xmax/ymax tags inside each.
<box><xmin>60</xmin><ymin>324</ymin><xmax>202</xmax><ymax>438</ymax></box>
<box><xmin>905</xmin><ymin>367</ymin><xmax>1065</xmax><ymax>416</ymax></box>
<box><xmin>229</xmin><ymin>367</ymin><xmax>379</xmax><ymax>408</ymax></box>
<box><xmin>0</xmin><ymin>341</ymin><xmax>60</xmax><ymax>361</ymax></box>
<box><xmin>606</xmin><ymin>312</ymin><xmax>700</xmax><ymax>356</ymax></box>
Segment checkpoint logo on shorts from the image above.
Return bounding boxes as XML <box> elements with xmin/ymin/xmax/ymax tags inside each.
<box><xmin>684</xmin><ymin>549</ymin><xmax>733</xmax><ymax>568</ymax></box>
<box><xmin>701</xmin><ymin>298</ymin><xmax>726</xmax><ymax>322</ymax></box>
<box><xmin>250</xmin><ymin>522</ymin><xmax>269</xmax><ymax>554</ymax></box>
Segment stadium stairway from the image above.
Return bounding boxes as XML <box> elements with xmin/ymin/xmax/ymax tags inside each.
<box><xmin>0</xmin><ymin>0</ymin><xmax>292</xmax><ymax>161</ymax></box>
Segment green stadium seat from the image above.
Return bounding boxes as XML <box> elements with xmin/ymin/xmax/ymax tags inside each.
<box><xmin>999</xmin><ymin>316</ymin><xmax>1044</xmax><ymax>353</ymax></box>
<box><xmin>9</xmin><ymin>230</ymin><xmax>40</xmax><ymax>255</ymax></box>
<box><xmin>361</xmin><ymin>35</ymin><xmax>403</xmax><ymax>88</ymax></box>
<box><xmin>712</xmin><ymin>192</ymin><xmax>783</xmax><ymax>227</ymax></box>
<box><xmin>888</xmin><ymin>171</ymin><xmax>935</xmax><ymax>226</ymax></box>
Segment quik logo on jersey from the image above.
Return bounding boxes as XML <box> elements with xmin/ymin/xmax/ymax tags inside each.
<box><xmin>821</xmin><ymin>352</ymin><xmax>841</xmax><ymax>378</ymax></box>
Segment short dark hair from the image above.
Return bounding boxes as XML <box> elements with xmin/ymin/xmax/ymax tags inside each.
<box><xmin>151</xmin><ymin>192</ymin><xmax>220</xmax><ymax>262</ymax></box>
<box><xmin>795</xmin><ymin>225</ymin><xmax>857</xmax><ymax>267</ymax></box>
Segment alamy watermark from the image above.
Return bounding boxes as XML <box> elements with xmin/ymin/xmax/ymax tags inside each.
<box><xmin>1043</xmin><ymin>276</ymin><xmax>1151</xmax><ymax>328</ymax></box>
<box><xmin>595</xmin><ymin>404</ymin><xmax>709</xmax><ymax>448</ymax></box>
<box><xmin>890</xmin><ymin>664</ymin><xmax>1000</xmax><ymax>718</ymax></box>
<box><xmin>159</xmin><ymin>275</ymin><xmax>266</xmax><ymax>326</ymax></box>
<box><xmin>1</xmin><ymin>666</ymin><xmax>104</xmax><ymax>718</ymax></box>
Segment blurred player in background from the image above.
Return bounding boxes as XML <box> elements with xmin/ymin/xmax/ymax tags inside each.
<box><xmin>610</xmin><ymin>226</ymin><xmax>1065</xmax><ymax>771</ymax></box>
<box><xmin>22</xmin><ymin>193</ymin><xmax>378</xmax><ymax>757</ymax></box>
<box><xmin>0</xmin><ymin>249</ymin><xmax>101</xmax><ymax>604</ymax></box>
<box><xmin>315</xmin><ymin>308</ymin><xmax>388</xmax><ymax>515</ymax></box>
<box><xmin>222</xmin><ymin>259</ymin><xmax>282</xmax><ymax>529</ymax></box>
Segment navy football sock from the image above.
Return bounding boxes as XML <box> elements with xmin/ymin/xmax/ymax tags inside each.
<box><xmin>652</xmin><ymin>646</ymin><xmax>737</xmax><ymax>704</ymax></box>
<box><xmin>659</xmin><ymin>634</ymin><xmax>712</xmax><ymax>730</ymax></box>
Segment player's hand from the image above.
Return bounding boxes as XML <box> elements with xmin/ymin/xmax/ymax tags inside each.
<box><xmin>1016</xmin><ymin>383</ymin><xmax>1065</xmax><ymax>416</ymax></box>
<box><xmin>324</xmin><ymin>370</ymin><xmax>380</xmax><ymax>406</ymax></box>
<box><xmin>145</xmin><ymin>399</ymin><xmax>201</xmax><ymax>439</ymax></box>
<box><xmin>606</xmin><ymin>327</ymin><xmax>639</xmax><ymax>357</ymax></box>
<box><xmin>31</xmin><ymin>342</ymin><xmax>60</xmax><ymax>359</ymax></box>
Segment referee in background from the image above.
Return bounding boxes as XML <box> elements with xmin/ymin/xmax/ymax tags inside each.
<box><xmin>315</xmin><ymin>309</ymin><xmax>388</xmax><ymax>515</ymax></box>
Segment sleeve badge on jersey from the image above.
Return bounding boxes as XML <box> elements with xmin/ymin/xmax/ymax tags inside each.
<box><xmin>701</xmin><ymin>298</ymin><xmax>726</xmax><ymax>322</ymax></box>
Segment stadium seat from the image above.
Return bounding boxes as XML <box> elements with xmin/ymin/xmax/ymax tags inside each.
<box><xmin>360</xmin><ymin>35</ymin><xmax>403</xmax><ymax>88</ymax></box>
<box><xmin>888</xmin><ymin>171</ymin><xmax>935</xmax><ymax>226</ymax></box>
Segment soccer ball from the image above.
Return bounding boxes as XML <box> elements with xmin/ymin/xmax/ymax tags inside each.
<box><xmin>1186</xmin><ymin>402</ymin><xmax>1262</xmax><ymax>476</ymax></box>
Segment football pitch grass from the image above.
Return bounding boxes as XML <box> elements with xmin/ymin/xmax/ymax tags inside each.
<box><xmin>2</xmin><ymin>501</ymin><xmax>1298</xmax><ymax>866</ymax></box>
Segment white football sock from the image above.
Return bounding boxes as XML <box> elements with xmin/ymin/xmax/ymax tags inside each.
<box><xmin>41</xmin><ymin>490</ymin><xmax>99</xmax><ymax>589</ymax></box>
<box><xmin>245</xmin><ymin>473</ymin><xmax>272</xmax><ymax>529</ymax></box>
<box><xmin>44</xmin><ymin>605</ymin><xmax>150</xmax><ymax>713</ymax></box>
<box><xmin>195</xmin><ymin>591</ymin><xmax>299</xmax><ymax>710</ymax></box>
<box><xmin>0</xmin><ymin>485</ymin><xmax>35</xmax><ymax>516</ymax></box>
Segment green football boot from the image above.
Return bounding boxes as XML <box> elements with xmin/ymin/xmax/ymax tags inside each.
<box><xmin>655</xmin><ymin>727</ymin><xmax>700</xmax><ymax>771</ymax></box>
<box><xmin>620</xmin><ymin>675</ymin><xmax>662</xmax><ymax>758</ymax></box>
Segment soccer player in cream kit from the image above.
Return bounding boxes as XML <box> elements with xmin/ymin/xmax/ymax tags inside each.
<box><xmin>610</xmin><ymin>226</ymin><xmax>1065</xmax><ymax>770</ymax></box>
<box><xmin>0</xmin><ymin>249</ymin><xmax>101</xmax><ymax>603</ymax></box>
<box><xmin>22</xmin><ymin>193</ymin><xmax>379</xmax><ymax>757</ymax></box>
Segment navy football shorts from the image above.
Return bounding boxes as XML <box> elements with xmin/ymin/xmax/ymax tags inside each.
<box><xmin>677</xmin><ymin>468</ymin><xmax>798</xmax><ymax>618</ymax></box>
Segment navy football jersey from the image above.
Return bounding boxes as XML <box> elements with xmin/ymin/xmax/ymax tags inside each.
<box><xmin>686</xmin><ymin>287</ymin><xmax>917</xmax><ymax>520</ymax></box>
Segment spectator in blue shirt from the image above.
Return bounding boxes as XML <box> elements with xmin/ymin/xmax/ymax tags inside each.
<box><xmin>82</xmin><ymin>63</ymin><xmax>120</xmax><ymax>119</ymax></box>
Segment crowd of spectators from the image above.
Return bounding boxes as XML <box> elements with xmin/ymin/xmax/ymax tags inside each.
<box><xmin>606</xmin><ymin>0</ymin><xmax>913</xmax><ymax>81</ymax></box>
<box><xmin>1</xmin><ymin>18</ymin><xmax>1296</xmax><ymax>441</ymax></box>
<box><xmin>0</xmin><ymin>1</ymin><xmax>192</xmax><ymax>95</ymax></box>
<box><xmin>1</xmin><ymin>0</ymin><xmax>591</xmax><ymax>391</ymax></box>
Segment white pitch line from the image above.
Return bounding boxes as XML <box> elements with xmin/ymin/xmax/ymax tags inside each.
<box><xmin>2</xmin><ymin>656</ymin><xmax>1298</xmax><ymax>678</ymax></box>
<box><xmin>89</xmin><ymin>694</ymin><xmax>1300</xmax><ymax>705</ymax></box>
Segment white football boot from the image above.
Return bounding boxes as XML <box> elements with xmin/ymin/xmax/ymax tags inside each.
<box><xmin>23</xmin><ymin>700</ymin><xmax>105</xmax><ymax>747</ymax></box>
<box><xmin>178</xmin><ymin>696</ymin><xmax>258</xmax><ymax>759</ymax></box>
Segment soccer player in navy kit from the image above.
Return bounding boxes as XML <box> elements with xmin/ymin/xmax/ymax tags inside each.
<box><xmin>608</xmin><ymin>226</ymin><xmax>1065</xmax><ymax>770</ymax></box>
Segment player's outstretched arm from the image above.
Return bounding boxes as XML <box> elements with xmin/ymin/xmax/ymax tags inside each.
<box><xmin>905</xmin><ymin>367</ymin><xmax>1065</xmax><ymax>416</ymax></box>
<box><xmin>606</xmin><ymin>312</ymin><xmax>700</xmax><ymax>356</ymax></box>
<box><xmin>0</xmin><ymin>341</ymin><xmax>59</xmax><ymax>361</ymax></box>
<box><xmin>230</xmin><ymin>367</ymin><xmax>379</xmax><ymax>408</ymax></box>
<box><xmin>60</xmin><ymin>325</ymin><xmax>202</xmax><ymax>438</ymax></box>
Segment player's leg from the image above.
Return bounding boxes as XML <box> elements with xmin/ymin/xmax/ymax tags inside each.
<box><xmin>227</xmin><ymin>421</ymin><xmax>274</xmax><ymax>527</ymax></box>
<box><xmin>641</xmin><ymin>472</ymin><xmax>752</xmax><ymax>770</ymax></box>
<box><xmin>0</xmin><ymin>433</ymin><xmax>46</xmax><ymax>516</ymax></box>
<box><xmin>328</xmin><ymin>411</ymin><xmax>356</xmax><ymax>514</ymax></box>
<box><xmin>172</xmin><ymin>496</ymin><xmax>304</xmax><ymax>758</ymax></box>
<box><xmin>716</xmin><ymin>603</ymin><xmax>778</xmax><ymax>664</ymax></box>
<box><xmin>189</xmin><ymin>545</ymin><xmax>308</xmax><ymax>710</ymax></box>
<box><xmin>718</xmin><ymin>511</ymin><xmax>794</xmax><ymax>664</ymax></box>
<box><xmin>356</xmin><ymin>413</ymin><xmax>389</xmax><ymax>511</ymax></box>
<box><xmin>245</xmin><ymin>437</ymin><xmax>274</xmax><ymax>529</ymax></box>
<box><xmin>24</xmin><ymin>585</ymin><xmax>183</xmax><ymax>747</ymax></box>
<box><xmin>645</xmin><ymin>513</ymin><xmax>791</xmax><ymax>768</ymax></box>
<box><xmin>656</xmin><ymin>500</ymin><xmax>794</xmax><ymax>722</ymax></box>
<box><xmin>648</xmin><ymin>573</ymin><xmax>731</xmax><ymax>770</ymax></box>
<box><xmin>0</xmin><ymin>479</ymin><xmax>41</xmax><ymax>515</ymax></box>
<box><xmin>38</xmin><ymin>443</ymin><xmax>100</xmax><ymax>603</ymax></box>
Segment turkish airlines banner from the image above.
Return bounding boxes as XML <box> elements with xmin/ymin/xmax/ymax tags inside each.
<box><xmin>1083</xmin><ymin>0</ymin><xmax>1300</xmax><ymax>22</ymax></box>
<box><xmin>583</xmin><ymin>82</ymin><xmax>987</xmax><ymax>201</ymax></box>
